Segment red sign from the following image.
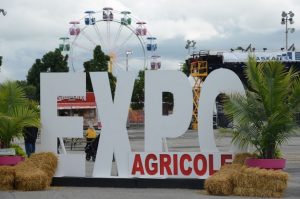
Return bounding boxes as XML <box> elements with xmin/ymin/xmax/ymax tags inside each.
<box><xmin>130</xmin><ymin>153</ymin><xmax>232</xmax><ymax>178</ymax></box>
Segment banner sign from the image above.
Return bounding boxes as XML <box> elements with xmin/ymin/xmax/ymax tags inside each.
<box><xmin>40</xmin><ymin>69</ymin><xmax>246</xmax><ymax>179</ymax></box>
<box><xmin>223</xmin><ymin>51</ymin><xmax>300</xmax><ymax>63</ymax></box>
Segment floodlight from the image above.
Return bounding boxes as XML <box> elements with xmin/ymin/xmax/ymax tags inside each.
<box><xmin>282</xmin><ymin>11</ymin><xmax>287</xmax><ymax>17</ymax></box>
<box><xmin>281</xmin><ymin>10</ymin><xmax>295</xmax><ymax>49</ymax></box>
<box><xmin>0</xmin><ymin>9</ymin><xmax>6</xmax><ymax>16</ymax></box>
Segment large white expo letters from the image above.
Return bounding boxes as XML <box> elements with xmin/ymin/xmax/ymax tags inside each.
<box><xmin>145</xmin><ymin>71</ymin><xmax>193</xmax><ymax>152</ymax></box>
<box><xmin>198</xmin><ymin>69</ymin><xmax>246</xmax><ymax>153</ymax></box>
<box><xmin>40</xmin><ymin>73</ymin><xmax>86</xmax><ymax>177</ymax></box>
<box><xmin>40</xmin><ymin>69</ymin><xmax>245</xmax><ymax>178</ymax></box>
<box><xmin>90</xmin><ymin>72</ymin><xmax>135</xmax><ymax>177</ymax></box>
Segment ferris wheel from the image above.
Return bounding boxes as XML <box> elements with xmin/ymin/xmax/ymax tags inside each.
<box><xmin>59</xmin><ymin>7</ymin><xmax>161</xmax><ymax>75</ymax></box>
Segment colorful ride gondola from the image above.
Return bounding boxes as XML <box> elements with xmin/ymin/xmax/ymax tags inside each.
<box><xmin>121</xmin><ymin>11</ymin><xmax>131</xmax><ymax>25</ymax></box>
<box><xmin>69</xmin><ymin>21</ymin><xmax>80</xmax><ymax>36</ymax></box>
<box><xmin>150</xmin><ymin>55</ymin><xmax>161</xmax><ymax>70</ymax></box>
<box><xmin>84</xmin><ymin>11</ymin><xmax>96</xmax><ymax>25</ymax></box>
<box><xmin>59</xmin><ymin>37</ymin><xmax>70</xmax><ymax>51</ymax></box>
<box><xmin>103</xmin><ymin>7</ymin><xmax>113</xmax><ymax>21</ymax></box>
<box><xmin>147</xmin><ymin>37</ymin><xmax>157</xmax><ymax>51</ymax></box>
<box><xmin>136</xmin><ymin>21</ymin><xmax>147</xmax><ymax>36</ymax></box>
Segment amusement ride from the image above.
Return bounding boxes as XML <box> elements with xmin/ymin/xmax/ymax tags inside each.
<box><xmin>59</xmin><ymin>7</ymin><xmax>161</xmax><ymax>74</ymax></box>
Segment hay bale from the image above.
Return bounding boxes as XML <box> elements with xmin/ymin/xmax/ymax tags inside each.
<box><xmin>0</xmin><ymin>153</ymin><xmax>58</xmax><ymax>191</ymax></box>
<box><xmin>14</xmin><ymin>159</ymin><xmax>49</xmax><ymax>191</ymax></box>
<box><xmin>232</xmin><ymin>153</ymin><xmax>256</xmax><ymax>165</ymax></box>
<box><xmin>28</xmin><ymin>152</ymin><xmax>58</xmax><ymax>179</ymax></box>
<box><xmin>232</xmin><ymin>166</ymin><xmax>289</xmax><ymax>197</ymax></box>
<box><xmin>233</xmin><ymin>187</ymin><xmax>283</xmax><ymax>198</ymax></box>
<box><xmin>205</xmin><ymin>164</ymin><xmax>243</xmax><ymax>196</ymax></box>
<box><xmin>0</xmin><ymin>166</ymin><xmax>15</xmax><ymax>190</ymax></box>
<box><xmin>232</xmin><ymin>167</ymin><xmax>288</xmax><ymax>192</ymax></box>
<box><xmin>220</xmin><ymin>164</ymin><xmax>243</xmax><ymax>172</ymax></box>
<box><xmin>205</xmin><ymin>172</ymin><xmax>233</xmax><ymax>195</ymax></box>
<box><xmin>15</xmin><ymin>169</ymin><xmax>49</xmax><ymax>191</ymax></box>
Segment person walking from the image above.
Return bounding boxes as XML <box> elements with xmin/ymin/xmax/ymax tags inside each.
<box><xmin>23</xmin><ymin>126</ymin><xmax>39</xmax><ymax>157</ymax></box>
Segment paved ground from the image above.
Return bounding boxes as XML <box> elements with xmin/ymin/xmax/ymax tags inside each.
<box><xmin>1</xmin><ymin>128</ymin><xmax>299</xmax><ymax>199</ymax></box>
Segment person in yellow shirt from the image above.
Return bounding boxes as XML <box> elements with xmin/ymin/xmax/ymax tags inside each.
<box><xmin>85</xmin><ymin>125</ymin><xmax>97</xmax><ymax>143</ymax></box>
<box><xmin>85</xmin><ymin>124</ymin><xmax>97</xmax><ymax>161</ymax></box>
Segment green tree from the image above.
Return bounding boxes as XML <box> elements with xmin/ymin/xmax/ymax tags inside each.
<box><xmin>84</xmin><ymin>45</ymin><xmax>115</xmax><ymax>95</ymax></box>
<box><xmin>0</xmin><ymin>81</ymin><xmax>40</xmax><ymax>148</ymax></box>
<box><xmin>224</xmin><ymin>57</ymin><xmax>300</xmax><ymax>159</ymax></box>
<box><xmin>181</xmin><ymin>63</ymin><xmax>190</xmax><ymax>76</ymax></box>
<box><xmin>27</xmin><ymin>49</ymin><xmax>69</xmax><ymax>101</ymax></box>
<box><xmin>131</xmin><ymin>70</ymin><xmax>145</xmax><ymax>110</ymax></box>
<box><xmin>130</xmin><ymin>70</ymin><xmax>174</xmax><ymax>110</ymax></box>
<box><xmin>16</xmin><ymin>80</ymin><xmax>37</xmax><ymax>100</ymax></box>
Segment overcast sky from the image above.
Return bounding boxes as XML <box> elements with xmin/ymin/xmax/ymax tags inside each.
<box><xmin>1</xmin><ymin>0</ymin><xmax>300</xmax><ymax>82</ymax></box>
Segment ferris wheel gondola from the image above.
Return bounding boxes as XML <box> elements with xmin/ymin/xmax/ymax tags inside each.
<box><xmin>69</xmin><ymin>21</ymin><xmax>80</xmax><ymax>36</ymax></box>
<box><xmin>65</xmin><ymin>7</ymin><xmax>161</xmax><ymax>74</ymax></box>
<box><xmin>150</xmin><ymin>55</ymin><xmax>161</xmax><ymax>70</ymax></box>
<box><xmin>59</xmin><ymin>37</ymin><xmax>70</xmax><ymax>52</ymax></box>
<box><xmin>136</xmin><ymin>21</ymin><xmax>147</xmax><ymax>36</ymax></box>
<box><xmin>84</xmin><ymin>11</ymin><xmax>96</xmax><ymax>25</ymax></box>
<box><xmin>147</xmin><ymin>37</ymin><xmax>157</xmax><ymax>51</ymax></box>
<box><xmin>121</xmin><ymin>11</ymin><xmax>131</xmax><ymax>25</ymax></box>
<box><xmin>103</xmin><ymin>7</ymin><xmax>113</xmax><ymax>21</ymax></box>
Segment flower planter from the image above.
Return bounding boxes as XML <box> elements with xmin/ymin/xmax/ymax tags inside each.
<box><xmin>245</xmin><ymin>158</ymin><xmax>286</xmax><ymax>170</ymax></box>
<box><xmin>0</xmin><ymin>156</ymin><xmax>25</xmax><ymax>166</ymax></box>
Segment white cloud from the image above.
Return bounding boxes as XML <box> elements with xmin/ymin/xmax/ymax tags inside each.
<box><xmin>1</xmin><ymin>0</ymin><xmax>300</xmax><ymax>82</ymax></box>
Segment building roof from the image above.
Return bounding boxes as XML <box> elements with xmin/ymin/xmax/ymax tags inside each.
<box><xmin>57</xmin><ymin>92</ymin><xmax>96</xmax><ymax>110</ymax></box>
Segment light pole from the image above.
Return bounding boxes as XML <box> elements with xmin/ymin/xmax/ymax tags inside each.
<box><xmin>0</xmin><ymin>9</ymin><xmax>6</xmax><ymax>72</ymax></box>
<box><xmin>0</xmin><ymin>9</ymin><xmax>7</xmax><ymax>16</ymax></box>
<box><xmin>185</xmin><ymin>40</ymin><xmax>196</xmax><ymax>55</ymax></box>
<box><xmin>281</xmin><ymin>11</ymin><xmax>295</xmax><ymax>50</ymax></box>
<box><xmin>125</xmin><ymin>50</ymin><xmax>132</xmax><ymax>71</ymax></box>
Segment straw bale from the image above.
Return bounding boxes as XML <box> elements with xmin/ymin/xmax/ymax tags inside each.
<box><xmin>233</xmin><ymin>187</ymin><xmax>283</xmax><ymax>198</ymax></box>
<box><xmin>15</xmin><ymin>169</ymin><xmax>49</xmax><ymax>191</ymax></box>
<box><xmin>0</xmin><ymin>153</ymin><xmax>58</xmax><ymax>191</ymax></box>
<box><xmin>220</xmin><ymin>164</ymin><xmax>243</xmax><ymax>172</ymax></box>
<box><xmin>205</xmin><ymin>164</ymin><xmax>243</xmax><ymax>196</ymax></box>
<box><xmin>232</xmin><ymin>153</ymin><xmax>256</xmax><ymax>165</ymax></box>
<box><xmin>232</xmin><ymin>167</ymin><xmax>288</xmax><ymax>192</ymax></box>
<box><xmin>0</xmin><ymin>166</ymin><xmax>15</xmax><ymax>190</ymax></box>
<box><xmin>205</xmin><ymin>172</ymin><xmax>233</xmax><ymax>195</ymax></box>
<box><xmin>28</xmin><ymin>152</ymin><xmax>58</xmax><ymax>179</ymax></box>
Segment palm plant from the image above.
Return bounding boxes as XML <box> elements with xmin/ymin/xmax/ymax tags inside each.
<box><xmin>224</xmin><ymin>57</ymin><xmax>300</xmax><ymax>159</ymax></box>
<box><xmin>0</xmin><ymin>80</ymin><xmax>40</xmax><ymax>148</ymax></box>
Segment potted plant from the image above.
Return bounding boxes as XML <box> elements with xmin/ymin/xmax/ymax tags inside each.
<box><xmin>0</xmin><ymin>80</ymin><xmax>40</xmax><ymax>165</ymax></box>
<box><xmin>224</xmin><ymin>57</ymin><xmax>300</xmax><ymax>169</ymax></box>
